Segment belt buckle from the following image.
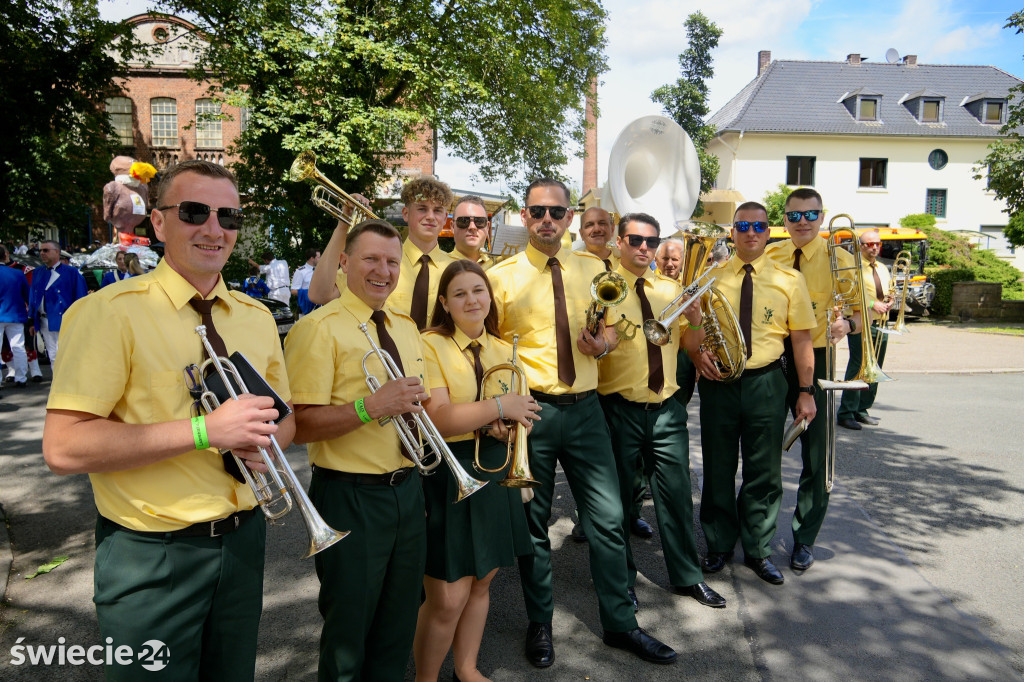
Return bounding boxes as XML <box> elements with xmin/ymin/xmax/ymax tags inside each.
<box><xmin>644</xmin><ymin>401</ymin><xmax>662</xmax><ymax>411</ymax></box>
<box><xmin>388</xmin><ymin>469</ymin><xmax>405</xmax><ymax>487</ymax></box>
<box><xmin>208</xmin><ymin>514</ymin><xmax>239</xmax><ymax>537</ymax></box>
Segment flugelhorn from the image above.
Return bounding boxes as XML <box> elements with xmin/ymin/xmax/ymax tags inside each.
<box><xmin>190</xmin><ymin>326</ymin><xmax>348</xmax><ymax>559</ymax></box>
<box><xmin>290</xmin><ymin>151</ymin><xmax>378</xmax><ymax>228</ymax></box>
<box><xmin>359</xmin><ymin>323</ymin><xmax>487</xmax><ymax>502</ymax></box>
<box><xmin>473</xmin><ymin>335</ymin><xmax>540</xmax><ymax>488</ymax></box>
<box><xmin>643</xmin><ymin>268</ymin><xmax>716</xmax><ymax>346</ymax></box>
<box><xmin>585</xmin><ymin>271</ymin><xmax>630</xmax><ymax>336</ymax></box>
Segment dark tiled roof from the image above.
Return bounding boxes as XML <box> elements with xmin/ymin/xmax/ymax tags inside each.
<box><xmin>708</xmin><ymin>60</ymin><xmax>1022</xmax><ymax>137</ymax></box>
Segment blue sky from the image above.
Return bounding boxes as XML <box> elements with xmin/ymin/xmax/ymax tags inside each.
<box><xmin>99</xmin><ymin>0</ymin><xmax>1024</xmax><ymax>195</ymax></box>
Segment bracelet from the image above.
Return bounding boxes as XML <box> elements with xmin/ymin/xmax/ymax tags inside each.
<box><xmin>687</xmin><ymin>318</ymin><xmax>703</xmax><ymax>330</ymax></box>
<box><xmin>595</xmin><ymin>338</ymin><xmax>611</xmax><ymax>360</ymax></box>
<box><xmin>354</xmin><ymin>397</ymin><xmax>372</xmax><ymax>424</ymax></box>
<box><xmin>191</xmin><ymin>415</ymin><xmax>210</xmax><ymax>450</ymax></box>
<box><xmin>847</xmin><ymin>317</ymin><xmax>856</xmax><ymax>334</ymax></box>
<box><xmin>495</xmin><ymin>396</ymin><xmax>504</xmax><ymax>421</ymax></box>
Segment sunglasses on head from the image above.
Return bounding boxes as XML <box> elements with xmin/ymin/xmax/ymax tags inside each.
<box><xmin>733</xmin><ymin>221</ymin><xmax>768</xmax><ymax>233</ymax></box>
<box><xmin>157</xmin><ymin>201</ymin><xmax>244</xmax><ymax>230</ymax></box>
<box><xmin>454</xmin><ymin>216</ymin><xmax>489</xmax><ymax>230</ymax></box>
<box><xmin>624</xmin><ymin>234</ymin><xmax>661</xmax><ymax>249</ymax></box>
<box><xmin>785</xmin><ymin>210</ymin><xmax>822</xmax><ymax>223</ymax></box>
<box><xmin>526</xmin><ymin>205</ymin><xmax>568</xmax><ymax>220</ymax></box>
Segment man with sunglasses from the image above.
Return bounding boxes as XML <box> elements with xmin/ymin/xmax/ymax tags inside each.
<box><xmin>489</xmin><ymin>179</ymin><xmax>677</xmax><ymax>667</ymax></box>
<box><xmin>27</xmin><ymin>239</ymin><xmax>88</xmax><ymax>367</ymax></box>
<box><xmin>837</xmin><ymin>229</ymin><xmax>891</xmax><ymax>430</ymax></box>
<box><xmin>42</xmin><ymin>160</ymin><xmax>294</xmax><ymax>680</ymax></box>
<box><xmin>694</xmin><ymin>201</ymin><xmax>816</xmax><ymax>586</ymax></box>
<box><xmin>452</xmin><ymin>195</ymin><xmax>492</xmax><ymax>267</ymax></box>
<box><xmin>598</xmin><ymin>213</ymin><xmax>727</xmax><ymax>611</ymax></box>
<box><xmin>767</xmin><ymin>188</ymin><xmax>862</xmax><ymax>572</ymax></box>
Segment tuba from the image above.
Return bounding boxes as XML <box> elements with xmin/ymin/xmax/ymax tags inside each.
<box><xmin>290</xmin><ymin>151</ymin><xmax>378</xmax><ymax>228</ymax></box>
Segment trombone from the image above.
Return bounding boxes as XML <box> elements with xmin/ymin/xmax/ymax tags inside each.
<box><xmin>290</xmin><ymin>151</ymin><xmax>378</xmax><ymax>228</ymax></box>
<box><xmin>473</xmin><ymin>335</ymin><xmax>540</xmax><ymax>488</ymax></box>
<box><xmin>884</xmin><ymin>250</ymin><xmax>913</xmax><ymax>335</ymax></box>
<box><xmin>359</xmin><ymin>323</ymin><xmax>488</xmax><ymax>502</ymax></box>
<box><xmin>190</xmin><ymin>326</ymin><xmax>348</xmax><ymax>559</ymax></box>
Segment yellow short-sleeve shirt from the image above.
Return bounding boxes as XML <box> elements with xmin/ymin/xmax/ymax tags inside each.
<box><xmin>46</xmin><ymin>259</ymin><xmax>290</xmax><ymax>531</ymax></box>
<box><xmin>387</xmin><ymin>240</ymin><xmax>456</xmax><ymax>324</ymax></box>
<box><xmin>862</xmin><ymin>259</ymin><xmax>891</xmax><ymax>324</ymax></box>
<box><xmin>453</xmin><ymin>249</ymin><xmax>493</xmax><ymax>271</ymax></box>
<box><xmin>284</xmin><ymin>287</ymin><xmax>427</xmax><ymax>473</ymax></box>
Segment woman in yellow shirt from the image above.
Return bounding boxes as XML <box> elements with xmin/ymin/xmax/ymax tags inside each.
<box><xmin>414</xmin><ymin>260</ymin><xmax>540</xmax><ymax>682</ymax></box>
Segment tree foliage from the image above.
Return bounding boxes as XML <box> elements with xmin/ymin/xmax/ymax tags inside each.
<box><xmin>976</xmin><ymin>9</ymin><xmax>1024</xmax><ymax>247</ymax></box>
<box><xmin>651</xmin><ymin>11</ymin><xmax>723</xmax><ymax>218</ymax></box>
<box><xmin>762</xmin><ymin>184</ymin><xmax>793</xmax><ymax>226</ymax></box>
<box><xmin>157</xmin><ymin>0</ymin><xmax>607</xmax><ymax>261</ymax></box>
<box><xmin>0</xmin><ymin>0</ymin><xmax>140</xmax><ymax>244</ymax></box>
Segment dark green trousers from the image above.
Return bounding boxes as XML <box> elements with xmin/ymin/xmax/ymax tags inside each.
<box><xmin>93</xmin><ymin>512</ymin><xmax>266</xmax><ymax>682</ymax></box>
<box><xmin>699</xmin><ymin>367</ymin><xmax>788</xmax><ymax>558</ymax></box>
<box><xmin>784</xmin><ymin>346</ymin><xmax>830</xmax><ymax>545</ymax></box>
<box><xmin>309</xmin><ymin>468</ymin><xmax>426</xmax><ymax>682</ymax></box>
<box><xmin>602</xmin><ymin>394</ymin><xmax>703</xmax><ymax>588</ymax></box>
<box><xmin>519</xmin><ymin>393</ymin><xmax>637</xmax><ymax>633</ymax></box>
<box><xmin>838</xmin><ymin>325</ymin><xmax>889</xmax><ymax>420</ymax></box>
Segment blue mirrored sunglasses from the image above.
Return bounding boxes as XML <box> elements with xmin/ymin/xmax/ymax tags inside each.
<box><xmin>785</xmin><ymin>210</ymin><xmax>822</xmax><ymax>223</ymax></box>
<box><xmin>733</xmin><ymin>221</ymin><xmax>768</xmax><ymax>233</ymax></box>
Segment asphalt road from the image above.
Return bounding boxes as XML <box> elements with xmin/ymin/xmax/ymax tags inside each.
<box><xmin>1</xmin><ymin>322</ymin><xmax>1022</xmax><ymax>680</ymax></box>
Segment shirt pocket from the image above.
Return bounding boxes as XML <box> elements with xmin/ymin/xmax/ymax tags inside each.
<box><xmin>149</xmin><ymin>370</ymin><xmax>190</xmax><ymax>424</ymax></box>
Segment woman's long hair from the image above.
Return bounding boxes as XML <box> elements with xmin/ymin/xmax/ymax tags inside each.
<box><xmin>426</xmin><ymin>260</ymin><xmax>499</xmax><ymax>338</ymax></box>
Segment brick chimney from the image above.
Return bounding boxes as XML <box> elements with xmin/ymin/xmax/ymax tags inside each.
<box><xmin>758</xmin><ymin>50</ymin><xmax>771</xmax><ymax>76</ymax></box>
<box><xmin>582</xmin><ymin>75</ymin><xmax>598</xmax><ymax>197</ymax></box>
<box><xmin>847</xmin><ymin>53</ymin><xmax>862</xmax><ymax>65</ymax></box>
<box><xmin>903</xmin><ymin>54</ymin><xmax>917</xmax><ymax>66</ymax></box>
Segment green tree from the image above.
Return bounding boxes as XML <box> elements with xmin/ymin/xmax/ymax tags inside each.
<box><xmin>976</xmin><ymin>9</ymin><xmax>1024</xmax><ymax>247</ymax></box>
<box><xmin>0</xmin><ymin>0</ymin><xmax>140</xmax><ymax>244</ymax></box>
<box><xmin>158</xmin><ymin>0</ymin><xmax>607</xmax><ymax>262</ymax></box>
<box><xmin>651</xmin><ymin>11</ymin><xmax>723</xmax><ymax>218</ymax></box>
<box><xmin>762</xmin><ymin>184</ymin><xmax>793</xmax><ymax>226</ymax></box>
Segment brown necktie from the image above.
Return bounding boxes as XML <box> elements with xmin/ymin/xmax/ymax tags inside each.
<box><xmin>370</xmin><ymin>309</ymin><xmax>418</xmax><ymax>460</ymax></box>
<box><xmin>793</xmin><ymin>248</ymin><xmax>802</xmax><ymax>272</ymax></box>
<box><xmin>740</xmin><ymin>263</ymin><xmax>754</xmax><ymax>359</ymax></box>
<box><xmin>872</xmin><ymin>262</ymin><xmax>884</xmax><ymax>301</ymax></box>
<box><xmin>634</xmin><ymin>278</ymin><xmax>665</xmax><ymax>394</ymax></box>
<box><xmin>602</xmin><ymin>258</ymin><xmax>612</xmax><ymax>272</ymax></box>
<box><xmin>411</xmin><ymin>254</ymin><xmax>431</xmax><ymax>330</ymax></box>
<box><xmin>189</xmin><ymin>298</ymin><xmax>243</xmax><ymax>482</ymax></box>
<box><xmin>469</xmin><ymin>341</ymin><xmax>484</xmax><ymax>401</ymax></box>
<box><xmin>548</xmin><ymin>257</ymin><xmax>576</xmax><ymax>387</ymax></box>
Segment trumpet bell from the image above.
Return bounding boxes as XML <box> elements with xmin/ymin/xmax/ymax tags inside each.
<box><xmin>289</xmin><ymin>150</ymin><xmax>317</xmax><ymax>183</ymax></box>
<box><xmin>642</xmin><ymin>318</ymin><xmax>672</xmax><ymax>346</ymax></box>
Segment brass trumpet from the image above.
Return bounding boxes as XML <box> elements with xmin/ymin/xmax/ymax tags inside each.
<box><xmin>190</xmin><ymin>326</ymin><xmax>348</xmax><ymax>559</ymax></box>
<box><xmin>473</xmin><ymin>335</ymin><xmax>540</xmax><ymax>488</ymax></box>
<box><xmin>290</xmin><ymin>151</ymin><xmax>378</xmax><ymax>228</ymax></box>
<box><xmin>359</xmin><ymin>323</ymin><xmax>487</xmax><ymax>502</ymax></box>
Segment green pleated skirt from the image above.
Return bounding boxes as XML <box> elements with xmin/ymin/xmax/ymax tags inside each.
<box><xmin>423</xmin><ymin>438</ymin><xmax>532</xmax><ymax>582</ymax></box>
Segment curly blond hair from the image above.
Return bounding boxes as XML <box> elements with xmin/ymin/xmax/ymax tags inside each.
<box><xmin>400</xmin><ymin>176</ymin><xmax>454</xmax><ymax>209</ymax></box>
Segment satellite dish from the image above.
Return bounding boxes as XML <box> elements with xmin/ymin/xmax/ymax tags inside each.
<box><xmin>885</xmin><ymin>48</ymin><xmax>900</xmax><ymax>64</ymax></box>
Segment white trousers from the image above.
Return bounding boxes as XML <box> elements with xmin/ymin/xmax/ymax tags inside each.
<box><xmin>1</xmin><ymin>322</ymin><xmax>27</xmax><ymax>382</ymax></box>
<box><xmin>38</xmin><ymin>317</ymin><xmax>59</xmax><ymax>365</ymax></box>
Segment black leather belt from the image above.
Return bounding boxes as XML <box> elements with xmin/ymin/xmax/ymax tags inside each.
<box><xmin>741</xmin><ymin>358</ymin><xmax>783</xmax><ymax>378</ymax></box>
<box><xmin>530</xmin><ymin>389</ymin><xmax>595</xmax><ymax>405</ymax></box>
<box><xmin>314</xmin><ymin>465</ymin><xmax>415</xmax><ymax>487</ymax></box>
<box><xmin>104</xmin><ymin>507</ymin><xmax>257</xmax><ymax>539</ymax></box>
<box><xmin>605</xmin><ymin>392</ymin><xmax>668</xmax><ymax>411</ymax></box>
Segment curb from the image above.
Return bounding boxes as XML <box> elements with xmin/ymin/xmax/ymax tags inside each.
<box><xmin>887</xmin><ymin>368</ymin><xmax>1024</xmax><ymax>375</ymax></box>
<box><xmin>0</xmin><ymin>502</ymin><xmax>11</xmax><ymax>604</ymax></box>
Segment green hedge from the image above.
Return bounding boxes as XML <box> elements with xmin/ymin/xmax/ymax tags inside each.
<box><xmin>926</xmin><ymin>268</ymin><xmax>975</xmax><ymax>316</ymax></box>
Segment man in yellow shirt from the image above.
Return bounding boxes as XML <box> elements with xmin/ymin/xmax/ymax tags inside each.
<box><xmin>489</xmin><ymin>179</ymin><xmax>677</xmax><ymax>666</ymax></box>
<box><xmin>284</xmin><ymin>219</ymin><xmax>429</xmax><ymax>681</ymax></box>
<box><xmin>42</xmin><ymin>160</ymin><xmax>294</xmax><ymax>680</ymax></box>
<box><xmin>306</xmin><ymin>177</ymin><xmax>456</xmax><ymax>330</ymax></box>
<box><xmin>767</xmin><ymin>187</ymin><xmax>862</xmax><ymax>572</ymax></box>
<box><xmin>599</xmin><ymin>212</ymin><xmax>726</xmax><ymax>609</ymax></box>
<box><xmin>838</xmin><ymin>229</ymin><xmax>892</xmax><ymax>430</ymax></box>
<box><xmin>579</xmin><ymin>206</ymin><xmax>620</xmax><ymax>270</ymax></box>
<box><xmin>452</xmin><ymin>195</ymin><xmax>492</xmax><ymax>267</ymax></box>
<box><xmin>694</xmin><ymin>201</ymin><xmax>816</xmax><ymax>586</ymax></box>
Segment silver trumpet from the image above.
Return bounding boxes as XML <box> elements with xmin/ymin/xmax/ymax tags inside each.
<box><xmin>643</xmin><ymin>269</ymin><xmax>716</xmax><ymax>346</ymax></box>
<box><xmin>359</xmin><ymin>323</ymin><xmax>487</xmax><ymax>503</ymax></box>
<box><xmin>192</xmin><ymin>326</ymin><xmax>348</xmax><ymax>559</ymax></box>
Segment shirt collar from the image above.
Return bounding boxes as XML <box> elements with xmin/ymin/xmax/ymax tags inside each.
<box><xmin>525</xmin><ymin>242</ymin><xmax>567</xmax><ymax>270</ymax></box>
<box><xmin>404</xmin><ymin>238</ymin><xmax>442</xmax><ymax>265</ymax></box>
<box><xmin>614</xmin><ymin>264</ymin><xmax>654</xmax><ymax>289</ymax></box>
<box><xmin>451</xmin><ymin>326</ymin><xmax>490</xmax><ymax>352</ymax></box>
<box><xmin>155</xmin><ymin>259</ymin><xmax>231</xmax><ymax>311</ymax></box>
<box><xmin>728</xmin><ymin>251</ymin><xmax>770</xmax><ymax>275</ymax></box>
<box><xmin>791</xmin><ymin>234</ymin><xmax>824</xmax><ymax>262</ymax></box>
<box><xmin>339</xmin><ymin>286</ymin><xmax>379</xmax><ymax>325</ymax></box>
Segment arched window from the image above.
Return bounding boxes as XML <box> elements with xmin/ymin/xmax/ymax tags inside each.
<box><xmin>195</xmin><ymin>98</ymin><xmax>222</xmax><ymax>148</ymax></box>
<box><xmin>151</xmin><ymin>98</ymin><xmax>178</xmax><ymax>147</ymax></box>
<box><xmin>105</xmin><ymin>97</ymin><xmax>133</xmax><ymax>147</ymax></box>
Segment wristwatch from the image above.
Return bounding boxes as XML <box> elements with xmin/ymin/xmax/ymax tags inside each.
<box><xmin>798</xmin><ymin>385</ymin><xmax>816</xmax><ymax>396</ymax></box>
<box><xmin>845</xmin><ymin>317</ymin><xmax>856</xmax><ymax>334</ymax></box>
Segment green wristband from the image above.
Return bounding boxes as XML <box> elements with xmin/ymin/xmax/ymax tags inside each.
<box><xmin>688</xmin><ymin>320</ymin><xmax>703</xmax><ymax>330</ymax></box>
<box><xmin>191</xmin><ymin>415</ymin><xmax>210</xmax><ymax>450</ymax></box>
<box><xmin>354</xmin><ymin>397</ymin><xmax>372</xmax><ymax>424</ymax></box>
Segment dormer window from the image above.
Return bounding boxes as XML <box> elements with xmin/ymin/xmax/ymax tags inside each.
<box><xmin>839</xmin><ymin>89</ymin><xmax>883</xmax><ymax>122</ymax></box>
<box><xmin>921</xmin><ymin>99</ymin><xmax>942</xmax><ymax>122</ymax></box>
<box><xmin>984</xmin><ymin>100</ymin><xmax>1004</xmax><ymax>125</ymax></box>
<box><xmin>899</xmin><ymin>90</ymin><xmax>945</xmax><ymax>124</ymax></box>
<box><xmin>962</xmin><ymin>93</ymin><xmax>1007</xmax><ymax>125</ymax></box>
<box><xmin>858</xmin><ymin>97</ymin><xmax>878</xmax><ymax>121</ymax></box>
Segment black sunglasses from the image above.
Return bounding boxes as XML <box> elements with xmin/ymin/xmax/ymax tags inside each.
<box><xmin>734</xmin><ymin>221</ymin><xmax>768</xmax><ymax>233</ymax></box>
<box><xmin>785</xmin><ymin>210</ymin><xmax>822</xmax><ymax>223</ymax></box>
<box><xmin>454</xmin><ymin>216</ymin><xmax>489</xmax><ymax>230</ymax></box>
<box><xmin>625</xmin><ymin>234</ymin><xmax>661</xmax><ymax>249</ymax></box>
<box><xmin>157</xmin><ymin>201</ymin><xmax>244</xmax><ymax>230</ymax></box>
<box><xmin>526</xmin><ymin>205</ymin><xmax>568</xmax><ymax>220</ymax></box>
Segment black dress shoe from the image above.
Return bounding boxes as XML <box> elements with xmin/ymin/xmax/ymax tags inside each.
<box><xmin>744</xmin><ymin>556</ymin><xmax>784</xmax><ymax>585</ymax></box>
<box><xmin>855</xmin><ymin>414</ymin><xmax>880</xmax><ymax>425</ymax></box>
<box><xmin>31</xmin><ymin>375</ymin><xmax>43</xmax><ymax>383</ymax></box>
<box><xmin>570</xmin><ymin>522</ymin><xmax>588</xmax><ymax>543</ymax></box>
<box><xmin>525</xmin><ymin>621</ymin><xmax>554</xmax><ymax>668</ymax></box>
<box><xmin>631</xmin><ymin>518</ymin><xmax>654</xmax><ymax>538</ymax></box>
<box><xmin>12</xmin><ymin>381</ymin><xmax>27</xmax><ymax>389</ymax></box>
<box><xmin>603</xmin><ymin>628</ymin><xmax>677</xmax><ymax>664</ymax></box>
<box><xmin>677</xmin><ymin>582</ymin><xmax>726</xmax><ymax>608</ymax></box>
<box><xmin>791</xmin><ymin>543</ymin><xmax>814</xmax><ymax>571</ymax></box>
<box><xmin>837</xmin><ymin>418</ymin><xmax>862</xmax><ymax>431</ymax></box>
<box><xmin>702</xmin><ymin>551</ymin><xmax>733</xmax><ymax>573</ymax></box>
<box><xmin>628</xmin><ymin>586</ymin><xmax>639</xmax><ymax>612</ymax></box>
<box><xmin>3</xmin><ymin>376</ymin><xmax>13</xmax><ymax>384</ymax></box>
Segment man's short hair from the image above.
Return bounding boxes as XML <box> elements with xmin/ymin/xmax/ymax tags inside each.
<box><xmin>785</xmin><ymin>187</ymin><xmax>823</xmax><ymax>209</ymax></box>
<box><xmin>400</xmin><ymin>176</ymin><xmax>454</xmax><ymax>209</ymax></box>
<box><xmin>617</xmin><ymin>212</ymin><xmax>660</xmax><ymax>237</ymax></box>
<box><xmin>524</xmin><ymin>178</ymin><xmax>571</xmax><ymax>206</ymax></box>
<box><xmin>733</xmin><ymin>201</ymin><xmax>768</xmax><ymax>221</ymax></box>
<box><xmin>305</xmin><ymin>247</ymin><xmax>319</xmax><ymax>261</ymax></box>
<box><xmin>261</xmin><ymin>249</ymin><xmax>275</xmax><ymax>261</ymax></box>
<box><xmin>344</xmin><ymin>219</ymin><xmax>402</xmax><ymax>255</ymax></box>
<box><xmin>711</xmin><ymin>244</ymin><xmax>731</xmax><ymax>262</ymax></box>
<box><xmin>157</xmin><ymin>159</ymin><xmax>238</xmax><ymax>203</ymax></box>
<box><xmin>655</xmin><ymin>237</ymin><xmax>684</xmax><ymax>259</ymax></box>
<box><xmin>454</xmin><ymin>195</ymin><xmax>487</xmax><ymax>211</ymax></box>
<box><xmin>0</xmin><ymin>246</ymin><xmax>7</xmax><ymax>260</ymax></box>
<box><xmin>41</xmin><ymin>240</ymin><xmax>60</xmax><ymax>250</ymax></box>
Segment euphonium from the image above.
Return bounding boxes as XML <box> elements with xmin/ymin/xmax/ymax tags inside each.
<box><xmin>359</xmin><ymin>323</ymin><xmax>487</xmax><ymax>502</ymax></box>
<box><xmin>190</xmin><ymin>326</ymin><xmax>348</xmax><ymax>559</ymax></box>
<box><xmin>290</xmin><ymin>151</ymin><xmax>378</xmax><ymax>228</ymax></box>
<box><xmin>585</xmin><ymin>271</ymin><xmax>630</xmax><ymax>336</ymax></box>
<box><xmin>473</xmin><ymin>335</ymin><xmax>540</xmax><ymax>488</ymax></box>
<box><xmin>699</xmin><ymin>281</ymin><xmax>747</xmax><ymax>382</ymax></box>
